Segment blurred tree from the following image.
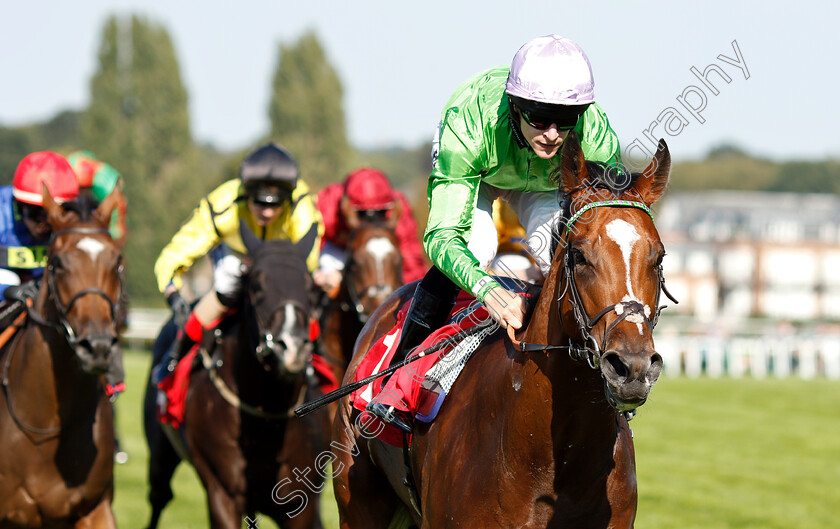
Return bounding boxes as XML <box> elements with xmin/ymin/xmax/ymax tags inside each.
<box><xmin>82</xmin><ymin>15</ymin><xmax>215</xmax><ymax>304</ymax></box>
<box><xmin>268</xmin><ymin>31</ymin><xmax>353</xmax><ymax>188</ymax></box>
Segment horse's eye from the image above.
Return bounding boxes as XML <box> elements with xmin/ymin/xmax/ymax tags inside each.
<box><xmin>572</xmin><ymin>248</ymin><xmax>588</xmax><ymax>266</ymax></box>
<box><xmin>49</xmin><ymin>256</ymin><xmax>64</xmax><ymax>271</ymax></box>
<box><xmin>655</xmin><ymin>253</ymin><xmax>665</xmax><ymax>267</ymax></box>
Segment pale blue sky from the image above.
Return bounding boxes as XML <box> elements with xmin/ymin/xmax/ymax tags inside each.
<box><xmin>1</xmin><ymin>1</ymin><xmax>837</xmax><ymax>162</ymax></box>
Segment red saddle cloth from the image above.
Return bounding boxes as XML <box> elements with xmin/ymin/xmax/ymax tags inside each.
<box><xmin>350</xmin><ymin>290</ymin><xmax>495</xmax><ymax>446</ymax></box>
<box><xmin>157</xmin><ymin>346</ymin><xmax>199</xmax><ymax>429</ymax></box>
<box><xmin>158</xmin><ymin>316</ymin><xmax>335</xmax><ymax>427</ymax></box>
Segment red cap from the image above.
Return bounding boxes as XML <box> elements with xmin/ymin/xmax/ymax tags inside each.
<box><xmin>12</xmin><ymin>151</ymin><xmax>80</xmax><ymax>205</ymax></box>
<box><xmin>344</xmin><ymin>168</ymin><xmax>395</xmax><ymax>210</ymax></box>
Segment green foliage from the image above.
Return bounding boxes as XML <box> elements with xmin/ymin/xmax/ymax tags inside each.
<box><xmin>268</xmin><ymin>31</ymin><xmax>352</xmax><ymax>188</ymax></box>
<box><xmin>668</xmin><ymin>143</ymin><xmax>840</xmax><ymax>195</ymax></box>
<box><xmin>0</xmin><ymin>111</ymin><xmax>83</xmax><ymax>181</ymax></box>
<box><xmin>81</xmin><ymin>15</ymin><xmax>227</xmax><ymax>304</ymax></box>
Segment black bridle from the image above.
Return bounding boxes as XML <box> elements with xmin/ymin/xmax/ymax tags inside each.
<box><xmin>513</xmin><ymin>200</ymin><xmax>678</xmax><ymax>369</ymax></box>
<box><xmin>25</xmin><ymin>227</ymin><xmax>124</xmax><ymax>347</ymax></box>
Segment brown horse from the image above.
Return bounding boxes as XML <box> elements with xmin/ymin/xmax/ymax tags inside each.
<box><xmin>143</xmin><ymin>226</ymin><xmax>328</xmax><ymax>529</ymax></box>
<box><xmin>332</xmin><ymin>132</ymin><xmax>672</xmax><ymax>529</ymax></box>
<box><xmin>0</xmin><ymin>187</ymin><xmax>124</xmax><ymax>528</ymax></box>
<box><xmin>318</xmin><ymin>203</ymin><xmax>403</xmax><ymax>421</ymax></box>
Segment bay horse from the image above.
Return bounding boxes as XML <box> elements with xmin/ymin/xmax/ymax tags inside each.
<box><xmin>143</xmin><ymin>225</ymin><xmax>329</xmax><ymax>529</ymax></box>
<box><xmin>332</xmin><ymin>132</ymin><xmax>673</xmax><ymax>529</ymax></box>
<box><xmin>0</xmin><ymin>187</ymin><xmax>124</xmax><ymax>528</ymax></box>
<box><xmin>318</xmin><ymin>200</ymin><xmax>403</xmax><ymax>421</ymax></box>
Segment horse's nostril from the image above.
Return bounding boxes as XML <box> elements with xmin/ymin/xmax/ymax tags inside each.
<box><xmin>604</xmin><ymin>352</ymin><xmax>628</xmax><ymax>379</ymax></box>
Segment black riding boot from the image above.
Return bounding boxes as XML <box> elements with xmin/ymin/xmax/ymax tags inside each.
<box><xmin>366</xmin><ymin>268</ymin><xmax>458</xmax><ymax>433</ymax></box>
<box><xmin>153</xmin><ymin>329</ymin><xmax>198</xmax><ymax>384</ymax></box>
<box><xmin>391</xmin><ymin>283</ymin><xmax>456</xmax><ymax>365</ymax></box>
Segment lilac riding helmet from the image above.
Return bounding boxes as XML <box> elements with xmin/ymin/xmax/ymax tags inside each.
<box><xmin>505</xmin><ymin>35</ymin><xmax>596</xmax><ymax>105</ymax></box>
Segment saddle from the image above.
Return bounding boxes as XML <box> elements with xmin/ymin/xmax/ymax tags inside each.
<box><xmin>351</xmin><ymin>277</ymin><xmax>539</xmax><ymax>446</ymax></box>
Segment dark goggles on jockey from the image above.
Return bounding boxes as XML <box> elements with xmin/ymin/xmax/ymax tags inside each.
<box><xmin>18</xmin><ymin>201</ymin><xmax>47</xmax><ymax>223</ymax></box>
<box><xmin>511</xmin><ymin>96</ymin><xmax>590</xmax><ymax>131</ymax></box>
<box><xmin>357</xmin><ymin>209</ymin><xmax>390</xmax><ymax>222</ymax></box>
<box><xmin>245</xmin><ymin>182</ymin><xmax>292</xmax><ymax>207</ymax></box>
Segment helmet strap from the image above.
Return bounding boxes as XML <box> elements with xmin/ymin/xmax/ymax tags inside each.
<box><xmin>508</xmin><ymin>103</ymin><xmax>529</xmax><ymax>150</ymax></box>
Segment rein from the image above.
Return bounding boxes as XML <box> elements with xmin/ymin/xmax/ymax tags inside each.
<box><xmin>199</xmin><ymin>280</ymin><xmax>312</xmax><ymax>420</ymax></box>
<box><xmin>509</xmin><ymin>200</ymin><xmax>678</xmax><ymax>369</ymax></box>
<box><xmin>198</xmin><ymin>345</ymin><xmax>307</xmax><ymax>420</ymax></box>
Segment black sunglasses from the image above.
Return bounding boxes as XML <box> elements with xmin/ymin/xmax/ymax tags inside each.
<box><xmin>518</xmin><ymin>106</ymin><xmax>580</xmax><ymax>131</ymax></box>
<box><xmin>19</xmin><ymin>202</ymin><xmax>47</xmax><ymax>222</ymax></box>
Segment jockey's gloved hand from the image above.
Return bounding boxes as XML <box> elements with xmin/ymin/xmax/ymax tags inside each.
<box><xmin>166</xmin><ymin>290</ymin><xmax>191</xmax><ymax>328</ymax></box>
<box><xmin>3</xmin><ymin>280</ymin><xmax>38</xmax><ymax>303</ymax></box>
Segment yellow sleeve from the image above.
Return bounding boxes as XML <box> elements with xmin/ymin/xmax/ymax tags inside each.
<box><xmin>288</xmin><ymin>180</ymin><xmax>324</xmax><ymax>273</ymax></box>
<box><xmin>153</xmin><ymin>180</ymin><xmax>239</xmax><ymax>292</ymax></box>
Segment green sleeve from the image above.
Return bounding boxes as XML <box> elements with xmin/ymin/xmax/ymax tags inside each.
<box><xmin>580</xmin><ymin>103</ymin><xmax>621</xmax><ymax>165</ymax></box>
<box><xmin>424</xmin><ymin>107</ymin><xmax>501</xmax><ymax>302</ymax></box>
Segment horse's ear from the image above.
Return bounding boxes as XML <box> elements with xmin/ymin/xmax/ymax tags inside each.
<box><xmin>386</xmin><ymin>198</ymin><xmax>402</xmax><ymax>231</ymax></box>
<box><xmin>340</xmin><ymin>195</ymin><xmax>361</xmax><ymax>231</ymax></box>
<box><xmin>239</xmin><ymin>220</ymin><xmax>263</xmax><ymax>255</ymax></box>
<box><xmin>634</xmin><ymin>139</ymin><xmax>671</xmax><ymax>205</ymax></box>
<box><xmin>93</xmin><ymin>183</ymin><xmax>123</xmax><ymax>226</ymax></box>
<box><xmin>295</xmin><ymin>223</ymin><xmax>319</xmax><ymax>258</ymax></box>
<box><xmin>558</xmin><ymin>130</ymin><xmax>588</xmax><ymax>193</ymax></box>
<box><xmin>42</xmin><ymin>183</ymin><xmax>74</xmax><ymax>228</ymax></box>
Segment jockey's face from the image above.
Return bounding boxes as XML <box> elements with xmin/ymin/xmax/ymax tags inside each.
<box><xmin>519</xmin><ymin>112</ymin><xmax>571</xmax><ymax>160</ymax></box>
<box><xmin>248</xmin><ymin>199</ymin><xmax>284</xmax><ymax>227</ymax></box>
<box><xmin>19</xmin><ymin>202</ymin><xmax>51</xmax><ymax>240</ymax></box>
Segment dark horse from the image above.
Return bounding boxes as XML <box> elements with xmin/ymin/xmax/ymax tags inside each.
<box><xmin>0</xmin><ymin>187</ymin><xmax>124</xmax><ymax>528</ymax></box>
<box><xmin>143</xmin><ymin>226</ymin><xmax>329</xmax><ymax>529</ymax></box>
<box><xmin>332</xmin><ymin>133</ymin><xmax>672</xmax><ymax>529</ymax></box>
<box><xmin>318</xmin><ymin>200</ymin><xmax>403</xmax><ymax>422</ymax></box>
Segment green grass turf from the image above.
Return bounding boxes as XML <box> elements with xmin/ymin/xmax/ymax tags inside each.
<box><xmin>114</xmin><ymin>350</ymin><xmax>839</xmax><ymax>528</ymax></box>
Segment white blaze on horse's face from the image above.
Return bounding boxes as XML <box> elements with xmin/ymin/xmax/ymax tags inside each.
<box><xmin>365</xmin><ymin>237</ymin><xmax>395</xmax><ymax>284</ymax></box>
<box><xmin>605</xmin><ymin>219</ymin><xmax>651</xmax><ymax>335</ymax></box>
<box><xmin>279</xmin><ymin>304</ymin><xmax>307</xmax><ymax>373</ymax></box>
<box><xmin>77</xmin><ymin>237</ymin><xmax>106</xmax><ymax>261</ymax></box>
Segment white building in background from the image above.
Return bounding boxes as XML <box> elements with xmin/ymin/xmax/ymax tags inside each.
<box><xmin>655</xmin><ymin>190</ymin><xmax>840</xmax><ymax>323</ymax></box>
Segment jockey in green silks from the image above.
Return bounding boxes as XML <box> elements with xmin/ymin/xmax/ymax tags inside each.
<box><xmin>367</xmin><ymin>34</ymin><xmax>623</xmax><ymax>433</ymax></box>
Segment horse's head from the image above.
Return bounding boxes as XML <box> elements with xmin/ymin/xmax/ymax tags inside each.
<box><xmin>241</xmin><ymin>224</ymin><xmax>316</xmax><ymax>377</ymax></box>
<box><xmin>40</xmin><ymin>185</ymin><xmax>124</xmax><ymax>375</ymax></box>
<box><xmin>340</xmin><ymin>196</ymin><xmax>403</xmax><ymax>320</ymax></box>
<box><xmin>553</xmin><ymin>132</ymin><xmax>672</xmax><ymax>411</ymax></box>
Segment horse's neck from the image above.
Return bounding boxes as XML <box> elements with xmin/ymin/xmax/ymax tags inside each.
<box><xmin>517</xmin><ymin>259</ymin><xmax>616</xmax><ymax>436</ymax></box>
<box><xmin>9</xmin><ymin>323</ymin><xmax>95</xmax><ymax>423</ymax></box>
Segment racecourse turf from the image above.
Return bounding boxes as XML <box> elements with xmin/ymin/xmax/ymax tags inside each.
<box><xmin>113</xmin><ymin>349</ymin><xmax>839</xmax><ymax>529</ymax></box>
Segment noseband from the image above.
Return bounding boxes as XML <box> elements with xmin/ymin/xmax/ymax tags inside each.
<box><xmin>26</xmin><ymin>227</ymin><xmax>123</xmax><ymax>347</ymax></box>
<box><xmin>513</xmin><ymin>200</ymin><xmax>678</xmax><ymax>369</ymax></box>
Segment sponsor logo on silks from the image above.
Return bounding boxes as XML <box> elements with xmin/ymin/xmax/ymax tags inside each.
<box><xmin>0</xmin><ymin>245</ymin><xmax>48</xmax><ymax>269</ymax></box>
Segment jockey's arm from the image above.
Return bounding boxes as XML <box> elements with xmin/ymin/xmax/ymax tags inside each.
<box><xmin>154</xmin><ymin>194</ymin><xmax>223</xmax><ymax>295</ymax></box>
